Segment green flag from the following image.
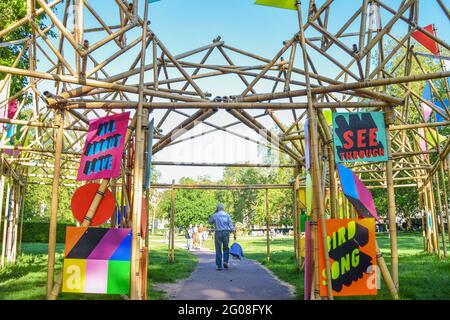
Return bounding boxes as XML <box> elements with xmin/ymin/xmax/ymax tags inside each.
<box><xmin>254</xmin><ymin>0</ymin><xmax>297</xmax><ymax>11</ymax></box>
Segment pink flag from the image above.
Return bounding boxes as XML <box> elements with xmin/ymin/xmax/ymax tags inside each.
<box><xmin>419</xmin><ymin>127</ymin><xmax>428</xmax><ymax>161</ymax></box>
<box><xmin>7</xmin><ymin>99</ymin><xmax>18</xmax><ymax>119</ymax></box>
<box><xmin>422</xmin><ymin>103</ymin><xmax>432</xmax><ymax>122</ymax></box>
<box><xmin>77</xmin><ymin>112</ymin><xmax>130</xmax><ymax>181</ymax></box>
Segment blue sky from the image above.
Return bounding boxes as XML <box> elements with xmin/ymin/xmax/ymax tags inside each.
<box><xmin>41</xmin><ymin>0</ymin><xmax>450</xmax><ymax>183</ymax></box>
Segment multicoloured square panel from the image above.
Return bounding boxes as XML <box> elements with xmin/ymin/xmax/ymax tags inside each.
<box><xmin>62</xmin><ymin>227</ymin><xmax>131</xmax><ymax>295</ymax></box>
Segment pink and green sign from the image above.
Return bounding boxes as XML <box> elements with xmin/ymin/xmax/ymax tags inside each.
<box><xmin>77</xmin><ymin>112</ymin><xmax>130</xmax><ymax>181</ymax></box>
<box><xmin>62</xmin><ymin>227</ymin><xmax>131</xmax><ymax>294</ymax></box>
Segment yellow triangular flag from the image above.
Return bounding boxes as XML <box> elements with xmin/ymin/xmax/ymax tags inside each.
<box><xmin>323</xmin><ymin>110</ymin><xmax>333</xmax><ymax>126</ymax></box>
<box><xmin>254</xmin><ymin>0</ymin><xmax>297</xmax><ymax>11</ymax></box>
<box><xmin>425</xmin><ymin>128</ymin><xmax>447</xmax><ymax>146</ymax></box>
<box><xmin>298</xmin><ymin>187</ymin><xmax>306</xmax><ymax>209</ymax></box>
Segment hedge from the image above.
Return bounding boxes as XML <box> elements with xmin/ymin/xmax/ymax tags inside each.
<box><xmin>21</xmin><ymin>221</ymin><xmax>76</xmax><ymax>243</ymax></box>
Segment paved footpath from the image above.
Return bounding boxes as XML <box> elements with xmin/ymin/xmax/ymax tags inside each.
<box><xmin>157</xmin><ymin>247</ymin><xmax>295</xmax><ymax>300</ymax></box>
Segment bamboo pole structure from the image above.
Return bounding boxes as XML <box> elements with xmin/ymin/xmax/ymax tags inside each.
<box><xmin>0</xmin><ymin>0</ymin><xmax>449</xmax><ymax>301</ymax></box>
<box><xmin>265</xmin><ymin>188</ymin><xmax>270</xmax><ymax>262</ymax></box>
<box><xmin>168</xmin><ymin>180</ymin><xmax>175</xmax><ymax>263</ymax></box>
<box><xmin>419</xmin><ymin>190</ymin><xmax>427</xmax><ymax>251</ymax></box>
<box><xmin>434</xmin><ymin>173</ymin><xmax>447</xmax><ymax>257</ymax></box>
<box><xmin>0</xmin><ymin>156</ymin><xmax>5</xmax><ymax>263</ymax></box>
<box><xmin>46</xmin><ymin>110</ymin><xmax>64</xmax><ymax>299</ymax></box>
<box><xmin>293</xmin><ymin>167</ymin><xmax>302</xmax><ymax>269</ymax></box>
<box><xmin>295</xmin><ymin>1</ymin><xmax>333</xmax><ymax>300</ymax></box>
<box><xmin>384</xmin><ymin>107</ymin><xmax>399</xmax><ymax>289</ymax></box>
<box><xmin>429</xmin><ymin>179</ymin><xmax>441</xmax><ymax>258</ymax></box>
<box><xmin>444</xmin><ymin>160</ymin><xmax>450</xmax><ymax>244</ymax></box>
<box><xmin>17</xmin><ymin>181</ymin><xmax>27</xmax><ymax>256</ymax></box>
<box><xmin>129</xmin><ymin>0</ymin><xmax>149</xmax><ymax>300</ymax></box>
<box><xmin>1</xmin><ymin>177</ymin><xmax>11</xmax><ymax>268</ymax></box>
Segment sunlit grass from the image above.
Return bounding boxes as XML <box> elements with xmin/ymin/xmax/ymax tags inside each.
<box><xmin>0</xmin><ymin>240</ymin><xmax>197</xmax><ymax>300</ymax></box>
<box><xmin>2</xmin><ymin>232</ymin><xmax>450</xmax><ymax>300</ymax></box>
<box><xmin>203</xmin><ymin>231</ymin><xmax>450</xmax><ymax>300</ymax></box>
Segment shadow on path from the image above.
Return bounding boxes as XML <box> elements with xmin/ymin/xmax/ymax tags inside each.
<box><xmin>157</xmin><ymin>247</ymin><xmax>295</xmax><ymax>300</ymax></box>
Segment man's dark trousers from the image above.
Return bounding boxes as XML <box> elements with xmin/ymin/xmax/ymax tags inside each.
<box><xmin>214</xmin><ymin>230</ymin><xmax>230</xmax><ymax>268</ymax></box>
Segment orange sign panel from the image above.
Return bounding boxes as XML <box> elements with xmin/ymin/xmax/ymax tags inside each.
<box><xmin>318</xmin><ymin>218</ymin><xmax>377</xmax><ymax>297</ymax></box>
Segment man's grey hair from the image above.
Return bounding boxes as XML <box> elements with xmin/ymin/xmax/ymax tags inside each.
<box><xmin>216</xmin><ymin>203</ymin><xmax>225</xmax><ymax>211</ymax></box>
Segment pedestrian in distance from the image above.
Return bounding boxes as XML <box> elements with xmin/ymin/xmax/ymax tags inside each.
<box><xmin>208</xmin><ymin>204</ymin><xmax>236</xmax><ymax>271</ymax></box>
<box><xmin>185</xmin><ymin>224</ymin><xmax>194</xmax><ymax>251</ymax></box>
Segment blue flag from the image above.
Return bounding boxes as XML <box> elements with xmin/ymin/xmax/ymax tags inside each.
<box><xmin>422</xmin><ymin>82</ymin><xmax>432</xmax><ymax>101</ymax></box>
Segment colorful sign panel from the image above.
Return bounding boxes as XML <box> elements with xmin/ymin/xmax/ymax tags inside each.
<box><xmin>337</xmin><ymin>164</ymin><xmax>379</xmax><ymax>221</ymax></box>
<box><xmin>333</xmin><ymin>112</ymin><xmax>388</xmax><ymax>163</ymax></box>
<box><xmin>62</xmin><ymin>227</ymin><xmax>131</xmax><ymax>294</ymax></box>
<box><xmin>77</xmin><ymin>112</ymin><xmax>130</xmax><ymax>181</ymax></box>
<box><xmin>318</xmin><ymin>218</ymin><xmax>377</xmax><ymax>297</ymax></box>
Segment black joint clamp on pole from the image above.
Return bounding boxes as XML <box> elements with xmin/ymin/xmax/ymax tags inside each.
<box><xmin>84</xmin><ymin>216</ymin><xmax>92</xmax><ymax>222</ymax></box>
<box><xmin>96</xmin><ymin>190</ymin><xmax>105</xmax><ymax>196</ymax></box>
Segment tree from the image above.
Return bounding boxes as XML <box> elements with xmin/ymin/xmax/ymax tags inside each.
<box><xmin>0</xmin><ymin>1</ymin><xmax>53</xmax><ymax>98</ymax></box>
<box><xmin>369</xmin><ymin>39</ymin><xmax>448</xmax><ymax>229</ymax></box>
<box><xmin>217</xmin><ymin>167</ymin><xmax>263</xmax><ymax>227</ymax></box>
<box><xmin>158</xmin><ymin>177</ymin><xmax>217</xmax><ymax>228</ymax></box>
<box><xmin>23</xmin><ymin>181</ymin><xmax>76</xmax><ymax>223</ymax></box>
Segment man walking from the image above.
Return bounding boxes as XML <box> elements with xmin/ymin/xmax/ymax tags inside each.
<box><xmin>185</xmin><ymin>224</ymin><xmax>194</xmax><ymax>251</ymax></box>
<box><xmin>208</xmin><ymin>204</ymin><xmax>236</xmax><ymax>271</ymax></box>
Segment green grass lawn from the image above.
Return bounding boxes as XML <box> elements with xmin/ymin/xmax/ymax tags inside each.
<box><xmin>202</xmin><ymin>231</ymin><xmax>450</xmax><ymax>300</ymax></box>
<box><xmin>0</xmin><ymin>240</ymin><xmax>197</xmax><ymax>300</ymax></box>
<box><xmin>1</xmin><ymin>232</ymin><xmax>450</xmax><ymax>300</ymax></box>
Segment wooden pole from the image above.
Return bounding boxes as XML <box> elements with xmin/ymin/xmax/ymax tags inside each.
<box><xmin>5</xmin><ymin>181</ymin><xmax>15</xmax><ymax>263</ymax></box>
<box><xmin>130</xmin><ymin>0</ymin><xmax>149</xmax><ymax>300</ymax></box>
<box><xmin>293</xmin><ymin>167</ymin><xmax>302</xmax><ymax>269</ymax></box>
<box><xmin>384</xmin><ymin>107</ymin><xmax>399</xmax><ymax>289</ymax></box>
<box><xmin>418</xmin><ymin>189</ymin><xmax>427</xmax><ymax>251</ymax></box>
<box><xmin>46</xmin><ymin>110</ymin><xmax>64</xmax><ymax>299</ymax></box>
<box><xmin>1</xmin><ymin>177</ymin><xmax>10</xmax><ymax>268</ymax></box>
<box><xmin>328</xmin><ymin>145</ymin><xmax>337</xmax><ymax>219</ymax></box>
<box><xmin>434</xmin><ymin>173</ymin><xmax>447</xmax><ymax>257</ymax></box>
<box><xmin>10</xmin><ymin>183</ymin><xmax>20</xmax><ymax>262</ymax></box>
<box><xmin>168</xmin><ymin>179</ymin><xmax>175</xmax><ymax>263</ymax></box>
<box><xmin>265</xmin><ymin>188</ymin><xmax>270</xmax><ymax>262</ymax></box>
<box><xmin>429</xmin><ymin>179</ymin><xmax>441</xmax><ymax>257</ymax></box>
<box><xmin>375</xmin><ymin>243</ymin><xmax>399</xmax><ymax>300</ymax></box>
<box><xmin>443</xmin><ymin>159</ymin><xmax>450</xmax><ymax>245</ymax></box>
<box><xmin>296</xmin><ymin>1</ymin><xmax>333</xmax><ymax>300</ymax></box>
<box><xmin>18</xmin><ymin>181</ymin><xmax>27</xmax><ymax>256</ymax></box>
<box><xmin>423</xmin><ymin>181</ymin><xmax>434</xmax><ymax>253</ymax></box>
<box><xmin>0</xmin><ymin>155</ymin><xmax>5</xmax><ymax>260</ymax></box>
